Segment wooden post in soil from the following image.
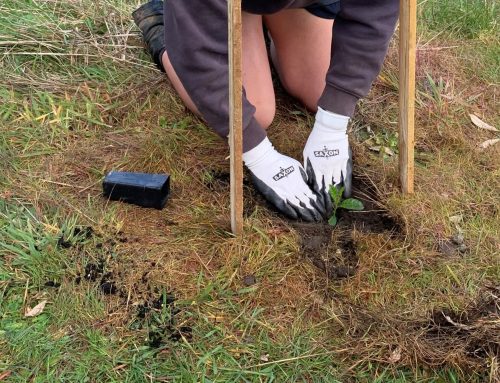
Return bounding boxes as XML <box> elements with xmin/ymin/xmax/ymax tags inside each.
<box><xmin>399</xmin><ymin>0</ymin><xmax>417</xmax><ymax>194</ymax></box>
<box><xmin>228</xmin><ymin>0</ymin><xmax>243</xmax><ymax>234</ymax></box>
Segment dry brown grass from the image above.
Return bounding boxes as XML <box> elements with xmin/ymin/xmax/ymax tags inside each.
<box><xmin>1</xmin><ymin>1</ymin><xmax>498</xmax><ymax>380</ymax></box>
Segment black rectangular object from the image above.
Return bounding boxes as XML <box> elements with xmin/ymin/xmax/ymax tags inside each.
<box><xmin>103</xmin><ymin>171</ymin><xmax>170</xmax><ymax>209</ymax></box>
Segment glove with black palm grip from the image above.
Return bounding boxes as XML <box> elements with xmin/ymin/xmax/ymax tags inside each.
<box><xmin>244</xmin><ymin>138</ymin><xmax>325</xmax><ymax>222</ymax></box>
<box><xmin>303</xmin><ymin>107</ymin><xmax>352</xmax><ymax>215</ymax></box>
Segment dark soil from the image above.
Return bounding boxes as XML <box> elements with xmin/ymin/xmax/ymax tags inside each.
<box><xmin>243</xmin><ymin>274</ymin><xmax>257</xmax><ymax>286</ymax></box>
<box><xmin>57</xmin><ymin>236</ymin><xmax>72</xmax><ymax>249</ymax></box>
<box><xmin>204</xmin><ymin>170</ymin><xmax>231</xmax><ymax>192</ymax></box>
<box><xmin>296</xmin><ymin>222</ymin><xmax>358</xmax><ymax>280</ymax></box>
<box><xmin>73</xmin><ymin>226</ymin><xmax>94</xmax><ymax>240</ymax></box>
<box><xmin>233</xmin><ymin>172</ymin><xmax>403</xmax><ymax>280</ymax></box>
<box><xmin>67</xmin><ymin>235</ymin><xmax>191</xmax><ymax>348</ymax></box>
<box><xmin>57</xmin><ymin>226</ymin><xmax>95</xmax><ymax>249</ymax></box>
<box><xmin>133</xmin><ymin>291</ymin><xmax>191</xmax><ymax>348</ymax></box>
<box><xmin>337</xmin><ymin>177</ymin><xmax>402</xmax><ymax>234</ymax></box>
<box><xmin>294</xmin><ymin>176</ymin><xmax>402</xmax><ymax>280</ymax></box>
<box><xmin>243</xmin><ymin>172</ymin><xmax>401</xmax><ymax>233</ymax></box>
<box><xmin>83</xmin><ymin>260</ymin><xmax>105</xmax><ymax>282</ymax></box>
<box><xmin>419</xmin><ymin>286</ymin><xmax>500</xmax><ymax>361</ymax></box>
<box><xmin>100</xmin><ymin>273</ymin><xmax>118</xmax><ymax>295</ymax></box>
<box><xmin>137</xmin><ymin>291</ymin><xmax>177</xmax><ymax>319</ymax></box>
<box><xmin>78</xmin><ymin>258</ymin><xmax>121</xmax><ymax>296</ymax></box>
<box><xmin>73</xmin><ymin>238</ymin><xmax>189</xmax><ymax>348</ymax></box>
<box><xmin>44</xmin><ymin>281</ymin><xmax>61</xmax><ymax>288</ymax></box>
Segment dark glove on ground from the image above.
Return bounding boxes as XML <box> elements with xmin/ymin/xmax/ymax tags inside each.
<box><xmin>132</xmin><ymin>0</ymin><xmax>166</xmax><ymax>72</ymax></box>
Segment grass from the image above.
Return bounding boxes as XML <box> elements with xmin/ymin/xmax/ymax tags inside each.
<box><xmin>420</xmin><ymin>0</ymin><xmax>498</xmax><ymax>39</ymax></box>
<box><xmin>1</xmin><ymin>0</ymin><xmax>499</xmax><ymax>382</ymax></box>
<box><xmin>419</xmin><ymin>0</ymin><xmax>499</xmax><ymax>82</ymax></box>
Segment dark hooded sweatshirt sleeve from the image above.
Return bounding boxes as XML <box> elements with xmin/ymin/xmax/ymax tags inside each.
<box><xmin>163</xmin><ymin>0</ymin><xmax>266</xmax><ymax>152</ymax></box>
<box><xmin>318</xmin><ymin>0</ymin><xmax>399</xmax><ymax>117</ymax></box>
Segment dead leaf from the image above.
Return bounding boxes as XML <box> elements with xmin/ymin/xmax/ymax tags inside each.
<box><xmin>479</xmin><ymin>138</ymin><xmax>500</xmax><ymax>150</ymax></box>
<box><xmin>24</xmin><ymin>300</ymin><xmax>47</xmax><ymax>317</ymax></box>
<box><xmin>469</xmin><ymin>114</ymin><xmax>497</xmax><ymax>132</ymax></box>
<box><xmin>388</xmin><ymin>347</ymin><xmax>402</xmax><ymax>363</ymax></box>
<box><xmin>369</xmin><ymin>146</ymin><xmax>394</xmax><ymax>156</ymax></box>
<box><xmin>267</xmin><ymin>227</ymin><xmax>287</xmax><ymax>236</ymax></box>
<box><xmin>0</xmin><ymin>371</ymin><xmax>12</xmax><ymax>381</ymax></box>
<box><xmin>0</xmin><ymin>191</ymin><xmax>13</xmax><ymax>200</ymax></box>
<box><xmin>384</xmin><ymin>147</ymin><xmax>395</xmax><ymax>156</ymax></box>
<box><xmin>449</xmin><ymin>215</ymin><xmax>463</xmax><ymax>224</ymax></box>
<box><xmin>259</xmin><ymin>354</ymin><xmax>269</xmax><ymax>362</ymax></box>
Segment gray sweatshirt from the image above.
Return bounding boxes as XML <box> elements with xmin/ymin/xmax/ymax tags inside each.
<box><xmin>163</xmin><ymin>0</ymin><xmax>399</xmax><ymax>151</ymax></box>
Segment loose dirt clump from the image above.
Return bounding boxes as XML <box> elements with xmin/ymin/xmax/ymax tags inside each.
<box><xmin>243</xmin><ymin>274</ymin><xmax>257</xmax><ymax>286</ymax></box>
<box><xmin>83</xmin><ymin>260</ymin><xmax>105</xmax><ymax>282</ymax></box>
<box><xmin>80</xmin><ymin>262</ymin><xmax>120</xmax><ymax>296</ymax></box>
<box><xmin>57</xmin><ymin>226</ymin><xmax>95</xmax><ymax>249</ymax></box>
<box><xmin>437</xmin><ymin>233</ymin><xmax>468</xmax><ymax>256</ymax></box>
<box><xmin>44</xmin><ymin>281</ymin><xmax>61</xmax><ymax>288</ymax></box>
<box><xmin>294</xmin><ymin>222</ymin><xmax>358</xmax><ymax>280</ymax></box>
<box><xmin>240</xmin><ymin>172</ymin><xmax>403</xmax><ymax>280</ymax></box>
<box><xmin>74</xmin><ymin>241</ymin><xmax>122</xmax><ymax>296</ymax></box>
<box><xmin>131</xmin><ymin>291</ymin><xmax>192</xmax><ymax>348</ymax></box>
<box><xmin>99</xmin><ymin>273</ymin><xmax>118</xmax><ymax>295</ymax></box>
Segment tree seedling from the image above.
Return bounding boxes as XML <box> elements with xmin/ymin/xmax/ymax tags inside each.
<box><xmin>328</xmin><ymin>185</ymin><xmax>364</xmax><ymax>226</ymax></box>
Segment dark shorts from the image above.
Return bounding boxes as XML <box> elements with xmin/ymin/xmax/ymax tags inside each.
<box><xmin>305</xmin><ymin>0</ymin><xmax>341</xmax><ymax>20</ymax></box>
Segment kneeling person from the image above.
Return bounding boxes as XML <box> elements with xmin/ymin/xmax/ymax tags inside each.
<box><xmin>132</xmin><ymin>0</ymin><xmax>399</xmax><ymax>221</ymax></box>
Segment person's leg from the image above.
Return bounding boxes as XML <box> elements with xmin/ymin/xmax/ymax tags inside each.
<box><xmin>161</xmin><ymin>12</ymin><xmax>275</xmax><ymax>129</ymax></box>
<box><xmin>161</xmin><ymin>49</ymin><xmax>200</xmax><ymax>114</ymax></box>
<box><xmin>241</xmin><ymin>12</ymin><xmax>276</xmax><ymax>129</ymax></box>
<box><xmin>264</xmin><ymin>9</ymin><xmax>333</xmax><ymax>112</ymax></box>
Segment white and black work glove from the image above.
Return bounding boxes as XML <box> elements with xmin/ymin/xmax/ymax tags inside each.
<box><xmin>303</xmin><ymin>107</ymin><xmax>352</xmax><ymax>215</ymax></box>
<box><xmin>244</xmin><ymin>137</ymin><xmax>325</xmax><ymax>222</ymax></box>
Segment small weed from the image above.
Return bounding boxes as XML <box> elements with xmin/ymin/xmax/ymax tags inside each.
<box><xmin>358</xmin><ymin>125</ymin><xmax>399</xmax><ymax>159</ymax></box>
<box><xmin>421</xmin><ymin>72</ymin><xmax>448</xmax><ymax>108</ymax></box>
<box><xmin>328</xmin><ymin>185</ymin><xmax>364</xmax><ymax>227</ymax></box>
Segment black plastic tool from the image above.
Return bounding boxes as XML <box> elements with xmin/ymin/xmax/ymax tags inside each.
<box><xmin>102</xmin><ymin>171</ymin><xmax>170</xmax><ymax>209</ymax></box>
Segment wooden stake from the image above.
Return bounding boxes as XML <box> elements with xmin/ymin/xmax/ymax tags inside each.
<box><xmin>399</xmin><ymin>0</ymin><xmax>416</xmax><ymax>194</ymax></box>
<box><xmin>228</xmin><ymin>0</ymin><xmax>243</xmax><ymax>234</ymax></box>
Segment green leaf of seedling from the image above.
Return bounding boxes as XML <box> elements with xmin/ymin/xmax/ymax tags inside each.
<box><xmin>339</xmin><ymin>198</ymin><xmax>364</xmax><ymax>211</ymax></box>
<box><xmin>328</xmin><ymin>185</ymin><xmax>339</xmax><ymax>201</ymax></box>
<box><xmin>328</xmin><ymin>214</ymin><xmax>337</xmax><ymax>227</ymax></box>
<box><xmin>328</xmin><ymin>185</ymin><xmax>344</xmax><ymax>207</ymax></box>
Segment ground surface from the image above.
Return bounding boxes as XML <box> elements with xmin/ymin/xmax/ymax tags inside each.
<box><xmin>0</xmin><ymin>0</ymin><xmax>499</xmax><ymax>382</ymax></box>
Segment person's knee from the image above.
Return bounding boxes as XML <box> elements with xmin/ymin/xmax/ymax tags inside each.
<box><xmin>254</xmin><ymin>99</ymin><xmax>276</xmax><ymax>130</ymax></box>
<box><xmin>281</xmin><ymin>71</ymin><xmax>322</xmax><ymax>112</ymax></box>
